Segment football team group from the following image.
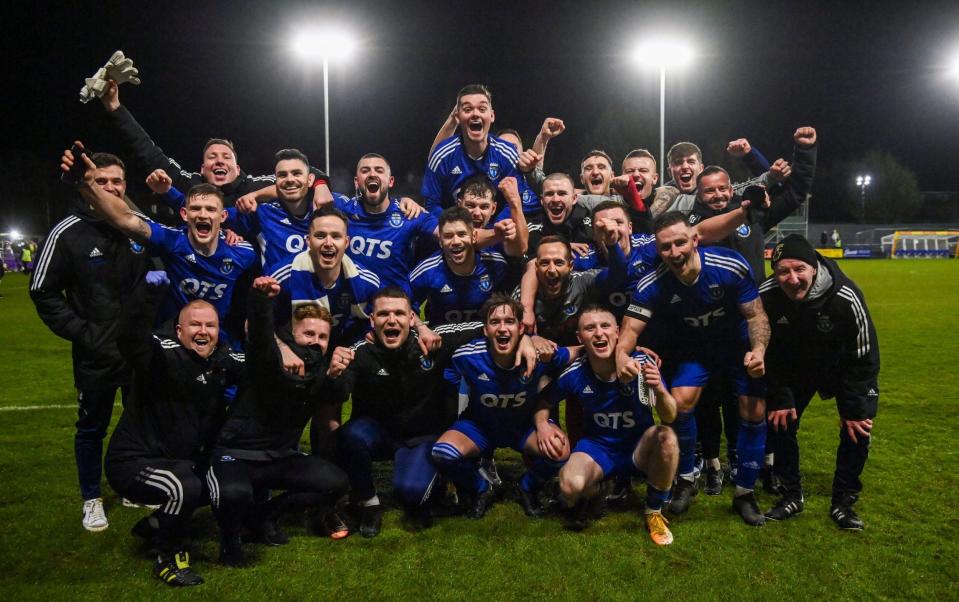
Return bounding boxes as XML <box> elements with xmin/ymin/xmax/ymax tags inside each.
<box><xmin>32</xmin><ymin>80</ymin><xmax>880</xmax><ymax>586</ymax></box>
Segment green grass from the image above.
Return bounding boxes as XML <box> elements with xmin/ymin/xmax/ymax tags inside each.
<box><xmin>1</xmin><ymin>261</ymin><xmax>957</xmax><ymax>600</ymax></box>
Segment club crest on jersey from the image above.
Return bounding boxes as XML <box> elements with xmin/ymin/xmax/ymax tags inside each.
<box><xmin>129</xmin><ymin>240</ymin><xmax>145</xmax><ymax>254</ymax></box>
<box><xmin>389</xmin><ymin>212</ymin><xmax>404</xmax><ymax>228</ymax></box>
<box><xmin>479</xmin><ymin>274</ymin><xmax>491</xmax><ymax>292</ymax></box>
<box><xmin>736</xmin><ymin>224</ymin><xmax>751</xmax><ymax>238</ymax></box>
<box><xmin>519</xmin><ymin>373</ymin><xmax>530</xmax><ymax>385</ymax></box>
<box><xmin>563</xmin><ymin>303</ymin><xmax>578</xmax><ymax>316</ymax></box>
<box><xmin>583</xmin><ymin>217</ymin><xmax>592</xmax><ymax>227</ymax></box>
<box><xmin>522</xmin><ymin>190</ymin><xmax>530</xmax><ymax>202</ymax></box>
<box><xmin>816</xmin><ymin>313</ymin><xmax>834</xmax><ymax>332</ymax></box>
<box><xmin>419</xmin><ymin>356</ymin><xmax>434</xmax><ymax>371</ymax></box>
<box><xmin>708</xmin><ymin>284</ymin><xmax>725</xmax><ymax>300</ymax></box>
<box><xmin>488</xmin><ymin>163</ymin><xmax>500</xmax><ymax>179</ymax></box>
<box><xmin>688</xmin><ymin>214</ymin><xmax>701</xmax><ymax>224</ymax></box>
<box><xmin>619</xmin><ymin>381</ymin><xmax>635</xmax><ymax>396</ymax></box>
<box><xmin>220</xmin><ymin>258</ymin><xmax>234</xmax><ymax>275</ymax></box>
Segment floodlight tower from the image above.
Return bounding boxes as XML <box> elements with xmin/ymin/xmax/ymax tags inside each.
<box><xmin>856</xmin><ymin>174</ymin><xmax>872</xmax><ymax>221</ymax></box>
<box><xmin>631</xmin><ymin>39</ymin><xmax>695</xmax><ymax>184</ymax></box>
<box><xmin>292</xmin><ymin>29</ymin><xmax>357</xmax><ymax>175</ymax></box>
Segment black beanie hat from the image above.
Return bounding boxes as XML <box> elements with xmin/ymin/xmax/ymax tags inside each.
<box><xmin>771</xmin><ymin>235</ymin><xmax>817</xmax><ymax>268</ymax></box>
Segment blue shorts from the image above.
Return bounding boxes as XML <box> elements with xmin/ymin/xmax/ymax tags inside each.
<box><xmin>573</xmin><ymin>438</ymin><xmax>645</xmax><ymax>479</ymax></box>
<box><xmin>450</xmin><ymin>418</ymin><xmax>550</xmax><ymax>456</ymax></box>
<box><xmin>671</xmin><ymin>348</ymin><xmax>766</xmax><ymax>398</ymax></box>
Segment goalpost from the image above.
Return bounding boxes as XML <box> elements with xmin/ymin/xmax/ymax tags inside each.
<box><xmin>884</xmin><ymin>230</ymin><xmax>959</xmax><ymax>258</ymax></box>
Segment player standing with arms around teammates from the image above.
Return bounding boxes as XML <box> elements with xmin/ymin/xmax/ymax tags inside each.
<box><xmin>616</xmin><ymin>211</ymin><xmax>771</xmax><ymax>526</ymax></box>
<box><xmin>546</xmin><ymin>305</ymin><xmax>679</xmax><ymax>543</ymax></box>
<box><xmin>33</xmin><ymin>147</ymin><xmax>149</xmax><ymax>532</ymax></box>
<box><xmin>759</xmin><ymin>235</ymin><xmax>879</xmax><ymax>529</ymax></box>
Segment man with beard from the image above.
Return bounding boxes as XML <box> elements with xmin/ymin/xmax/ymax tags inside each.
<box><xmin>65</xmin><ymin>145</ymin><xmax>257</xmax><ymax>343</ymax></box>
<box><xmin>432</xmin><ymin>295</ymin><xmax>574</xmax><ymax>518</ymax></box>
<box><xmin>332</xmin><ymin>153</ymin><xmax>439</xmax><ymax>291</ymax></box>
<box><xmin>518</xmin><ymin>234</ymin><xmax>626</xmax><ymax>346</ymax></box>
<box><xmin>36</xmin><ymin>148</ymin><xmax>149</xmax><ymax>532</ymax></box>
<box><xmin>105</xmin><ymin>284</ymin><xmax>244</xmax><ymax>586</ymax></box>
<box><xmin>615</xmin><ymin>212</ymin><xmax>771</xmax><ymax>526</ymax></box>
<box><xmin>98</xmin><ymin>79</ymin><xmax>330</xmax><ymax>207</ymax></box>
<box><xmin>269</xmin><ymin>205</ymin><xmax>381</xmax><ymax>346</ymax></box>
<box><xmin>759</xmin><ymin>236</ymin><xmax>879</xmax><ymax>530</ymax></box>
<box><xmin>548</xmin><ymin>306</ymin><xmax>678</xmax><ymax>543</ymax></box>
<box><xmin>332</xmin><ymin>288</ymin><xmax>535</xmax><ymax>536</ymax></box>
<box><xmin>685</xmin><ymin>127</ymin><xmax>818</xmax><ymax>496</ymax></box>
<box><xmin>409</xmin><ymin>207</ymin><xmax>519</xmax><ymax>326</ymax></box>
<box><xmin>423</xmin><ymin>84</ymin><xmax>539</xmax><ymax>217</ymax></box>
<box><xmin>207</xmin><ymin>277</ymin><xmax>349</xmax><ymax>566</ymax></box>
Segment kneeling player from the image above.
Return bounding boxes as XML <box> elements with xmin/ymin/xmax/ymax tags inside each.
<box><xmin>207</xmin><ymin>277</ymin><xmax>349</xmax><ymax>566</ymax></box>
<box><xmin>549</xmin><ymin>306</ymin><xmax>678</xmax><ymax>544</ymax></box>
<box><xmin>105</xmin><ymin>278</ymin><xmax>244</xmax><ymax>586</ymax></box>
<box><xmin>432</xmin><ymin>295</ymin><xmax>574</xmax><ymax>518</ymax></box>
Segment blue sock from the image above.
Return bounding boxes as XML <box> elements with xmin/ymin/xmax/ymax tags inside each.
<box><xmin>519</xmin><ymin>457</ymin><xmax>564</xmax><ymax>493</ymax></box>
<box><xmin>431</xmin><ymin>442</ymin><xmax>485</xmax><ymax>494</ymax></box>
<box><xmin>734</xmin><ymin>420</ymin><xmax>767</xmax><ymax>489</ymax></box>
<box><xmin>645</xmin><ymin>484</ymin><xmax>670</xmax><ymax>512</ymax></box>
<box><xmin>673</xmin><ymin>411</ymin><xmax>698</xmax><ymax>477</ymax></box>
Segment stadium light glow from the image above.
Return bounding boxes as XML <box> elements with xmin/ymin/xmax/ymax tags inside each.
<box><xmin>10</xmin><ymin>229</ymin><xmax>21</xmax><ymax>240</ymax></box>
<box><xmin>856</xmin><ymin>174</ymin><xmax>872</xmax><ymax>221</ymax></box>
<box><xmin>290</xmin><ymin>28</ymin><xmax>358</xmax><ymax>175</ymax></box>
<box><xmin>948</xmin><ymin>46</ymin><xmax>959</xmax><ymax>78</ymax></box>
<box><xmin>630</xmin><ymin>38</ymin><xmax>696</xmax><ymax>183</ymax></box>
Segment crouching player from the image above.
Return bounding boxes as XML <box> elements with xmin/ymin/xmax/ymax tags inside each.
<box><xmin>547</xmin><ymin>306</ymin><xmax>678</xmax><ymax>544</ymax></box>
<box><xmin>105</xmin><ymin>276</ymin><xmax>244</xmax><ymax>586</ymax></box>
<box><xmin>206</xmin><ymin>277</ymin><xmax>349</xmax><ymax>566</ymax></box>
<box><xmin>432</xmin><ymin>295</ymin><xmax>575</xmax><ymax>518</ymax></box>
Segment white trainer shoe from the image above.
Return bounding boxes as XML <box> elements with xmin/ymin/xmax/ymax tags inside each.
<box><xmin>82</xmin><ymin>498</ymin><xmax>109</xmax><ymax>532</ymax></box>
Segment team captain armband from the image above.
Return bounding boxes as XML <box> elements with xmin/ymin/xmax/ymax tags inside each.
<box><xmin>625</xmin><ymin>304</ymin><xmax>653</xmax><ymax>321</ymax></box>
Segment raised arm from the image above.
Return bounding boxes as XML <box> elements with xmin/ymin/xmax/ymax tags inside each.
<box><xmin>496</xmin><ymin>176</ymin><xmax>529</xmax><ymax>257</ymax></box>
<box><xmin>429</xmin><ymin>106</ymin><xmax>459</xmax><ymax>155</ymax></box>
<box><xmin>64</xmin><ymin>144</ymin><xmax>151</xmax><ymax>241</ymax></box>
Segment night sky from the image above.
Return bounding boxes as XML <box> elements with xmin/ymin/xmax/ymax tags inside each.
<box><xmin>3</xmin><ymin>0</ymin><xmax>958</xmax><ymax>232</ymax></box>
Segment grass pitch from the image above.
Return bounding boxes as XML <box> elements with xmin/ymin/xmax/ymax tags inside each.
<box><xmin>1</xmin><ymin>260</ymin><xmax>957</xmax><ymax>600</ymax></box>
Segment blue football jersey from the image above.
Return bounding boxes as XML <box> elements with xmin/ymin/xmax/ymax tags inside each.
<box><xmin>226</xmin><ymin>201</ymin><xmax>313</xmax><ymax>271</ymax></box>
<box><xmin>626</xmin><ymin>246</ymin><xmax>758</xmax><ymax>347</ymax></box>
<box><xmin>409</xmin><ymin>249</ymin><xmax>510</xmax><ymax>325</ymax></box>
<box><xmin>445</xmin><ymin>339</ymin><xmax>570</xmax><ymax>435</ymax></box>
<box><xmin>422</xmin><ymin>134</ymin><xmax>539</xmax><ymax>217</ymax></box>
<box><xmin>543</xmin><ymin>352</ymin><xmax>657</xmax><ymax>448</ymax></box>
<box><xmin>145</xmin><ymin>221</ymin><xmax>257</xmax><ymax>324</ymax></box>
<box><xmin>573</xmin><ymin>234</ymin><xmax>658</xmax><ymax>313</ymax></box>
<box><xmin>332</xmin><ymin>193</ymin><xmax>438</xmax><ymax>292</ymax></box>
<box><xmin>270</xmin><ymin>251</ymin><xmax>381</xmax><ymax>345</ymax></box>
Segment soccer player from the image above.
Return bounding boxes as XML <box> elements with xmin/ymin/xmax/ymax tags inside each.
<box><xmin>409</xmin><ymin>207</ymin><xmax>514</xmax><ymax>325</ymax></box>
<box><xmin>332</xmin><ymin>288</ymin><xmax>536</xmax><ymax>535</ymax></box>
<box><xmin>332</xmin><ymin>153</ymin><xmax>440</xmax><ymax>291</ymax></box>
<box><xmin>456</xmin><ymin>176</ymin><xmax>498</xmax><ymax>230</ymax></box>
<box><xmin>547</xmin><ymin>306</ymin><xmax>678</xmax><ymax>543</ymax></box>
<box><xmin>578</xmin><ymin>150</ymin><xmax>619</xmax><ymax>203</ymax></box>
<box><xmin>105</xmin><ymin>277</ymin><xmax>244</xmax><ymax>586</ymax></box>
<box><xmin>269</xmin><ymin>205</ymin><xmax>381</xmax><ymax>346</ymax></box>
<box><xmin>98</xmin><ymin>78</ymin><xmax>330</xmax><ymax>207</ymax></box>
<box><xmin>34</xmin><ymin>149</ymin><xmax>149</xmax><ymax>531</ymax></box>
<box><xmin>615</xmin><ymin>211</ymin><xmax>771</xmax><ymax>526</ymax></box>
<box><xmin>422</xmin><ymin>84</ymin><xmax>539</xmax><ymax>216</ymax></box>
<box><xmin>207</xmin><ymin>276</ymin><xmax>349</xmax><ymax>566</ymax></box>
<box><xmin>518</xmin><ymin>234</ymin><xmax>627</xmax><ymax>346</ymax></box>
<box><xmin>759</xmin><ymin>235</ymin><xmax>879</xmax><ymax>529</ymax></box>
<box><xmin>432</xmin><ymin>295</ymin><xmax>574</xmax><ymax>518</ymax></box>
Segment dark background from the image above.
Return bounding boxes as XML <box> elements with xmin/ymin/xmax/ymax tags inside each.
<box><xmin>3</xmin><ymin>0</ymin><xmax>958</xmax><ymax>232</ymax></box>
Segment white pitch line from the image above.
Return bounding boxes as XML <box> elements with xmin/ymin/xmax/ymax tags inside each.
<box><xmin>0</xmin><ymin>403</ymin><xmax>121</xmax><ymax>412</ymax></box>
